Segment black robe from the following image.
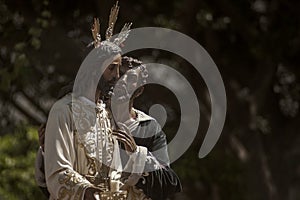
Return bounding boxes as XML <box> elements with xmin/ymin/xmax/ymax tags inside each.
<box><xmin>121</xmin><ymin>112</ymin><xmax>182</xmax><ymax>200</ymax></box>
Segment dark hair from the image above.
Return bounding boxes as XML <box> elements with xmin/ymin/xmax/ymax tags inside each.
<box><xmin>121</xmin><ymin>56</ymin><xmax>148</xmax><ymax>85</ymax></box>
<box><xmin>120</xmin><ymin>56</ymin><xmax>148</xmax><ymax>100</ymax></box>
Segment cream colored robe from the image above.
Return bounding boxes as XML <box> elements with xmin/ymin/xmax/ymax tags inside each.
<box><xmin>44</xmin><ymin>94</ymin><xmax>149</xmax><ymax>200</ymax></box>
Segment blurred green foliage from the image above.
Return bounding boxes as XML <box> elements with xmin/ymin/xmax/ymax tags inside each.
<box><xmin>0</xmin><ymin>126</ymin><xmax>46</xmax><ymax>200</ymax></box>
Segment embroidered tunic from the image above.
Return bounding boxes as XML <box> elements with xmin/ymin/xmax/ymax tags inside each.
<box><xmin>44</xmin><ymin>94</ymin><xmax>119</xmax><ymax>200</ymax></box>
<box><xmin>41</xmin><ymin>94</ymin><xmax>181</xmax><ymax>200</ymax></box>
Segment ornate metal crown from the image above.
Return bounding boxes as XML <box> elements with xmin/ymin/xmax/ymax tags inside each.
<box><xmin>90</xmin><ymin>1</ymin><xmax>132</xmax><ymax>48</ymax></box>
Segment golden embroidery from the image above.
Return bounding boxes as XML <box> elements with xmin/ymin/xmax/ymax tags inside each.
<box><xmin>58</xmin><ymin>186</ymin><xmax>74</xmax><ymax>200</ymax></box>
<box><xmin>87</xmin><ymin>157</ymin><xmax>97</xmax><ymax>176</ymax></box>
<box><xmin>72</xmin><ymin>98</ymin><xmax>115</xmax><ymax>172</ymax></box>
<box><xmin>65</xmin><ymin>97</ymin><xmax>120</xmax><ymax>198</ymax></box>
<box><xmin>58</xmin><ymin>169</ymin><xmax>87</xmax><ymax>199</ymax></box>
<box><xmin>71</xmin><ymin>98</ymin><xmax>97</xmax><ymax>133</ymax></box>
<box><xmin>59</xmin><ymin>170</ymin><xmax>85</xmax><ymax>185</ymax></box>
<box><xmin>127</xmin><ymin>186</ymin><xmax>152</xmax><ymax>200</ymax></box>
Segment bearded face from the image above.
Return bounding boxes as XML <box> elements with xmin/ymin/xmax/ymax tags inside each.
<box><xmin>109</xmin><ymin>57</ymin><xmax>148</xmax><ymax>123</ymax></box>
<box><xmin>97</xmin><ymin>55</ymin><xmax>122</xmax><ymax>101</ymax></box>
<box><xmin>112</xmin><ymin>68</ymin><xmax>140</xmax><ymax>104</ymax></box>
<box><xmin>97</xmin><ymin>74</ymin><xmax>115</xmax><ymax>98</ymax></box>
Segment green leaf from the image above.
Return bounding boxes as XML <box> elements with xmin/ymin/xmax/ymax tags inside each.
<box><xmin>14</xmin><ymin>53</ymin><xmax>29</xmax><ymax>70</ymax></box>
<box><xmin>31</xmin><ymin>37</ymin><xmax>41</xmax><ymax>50</ymax></box>
<box><xmin>28</xmin><ymin>27</ymin><xmax>42</xmax><ymax>37</ymax></box>
<box><xmin>14</xmin><ymin>42</ymin><xmax>26</xmax><ymax>51</ymax></box>
<box><xmin>41</xmin><ymin>10</ymin><xmax>51</xmax><ymax>18</ymax></box>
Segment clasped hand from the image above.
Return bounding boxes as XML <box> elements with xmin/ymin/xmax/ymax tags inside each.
<box><xmin>112</xmin><ymin>123</ymin><xmax>137</xmax><ymax>153</ymax></box>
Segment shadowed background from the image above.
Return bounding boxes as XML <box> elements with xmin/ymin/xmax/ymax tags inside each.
<box><xmin>0</xmin><ymin>0</ymin><xmax>300</xmax><ymax>199</ymax></box>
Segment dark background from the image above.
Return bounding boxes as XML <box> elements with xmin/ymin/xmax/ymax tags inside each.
<box><xmin>0</xmin><ymin>0</ymin><xmax>300</xmax><ymax>199</ymax></box>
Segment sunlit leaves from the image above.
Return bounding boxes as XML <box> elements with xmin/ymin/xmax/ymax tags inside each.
<box><xmin>0</xmin><ymin>126</ymin><xmax>46</xmax><ymax>200</ymax></box>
